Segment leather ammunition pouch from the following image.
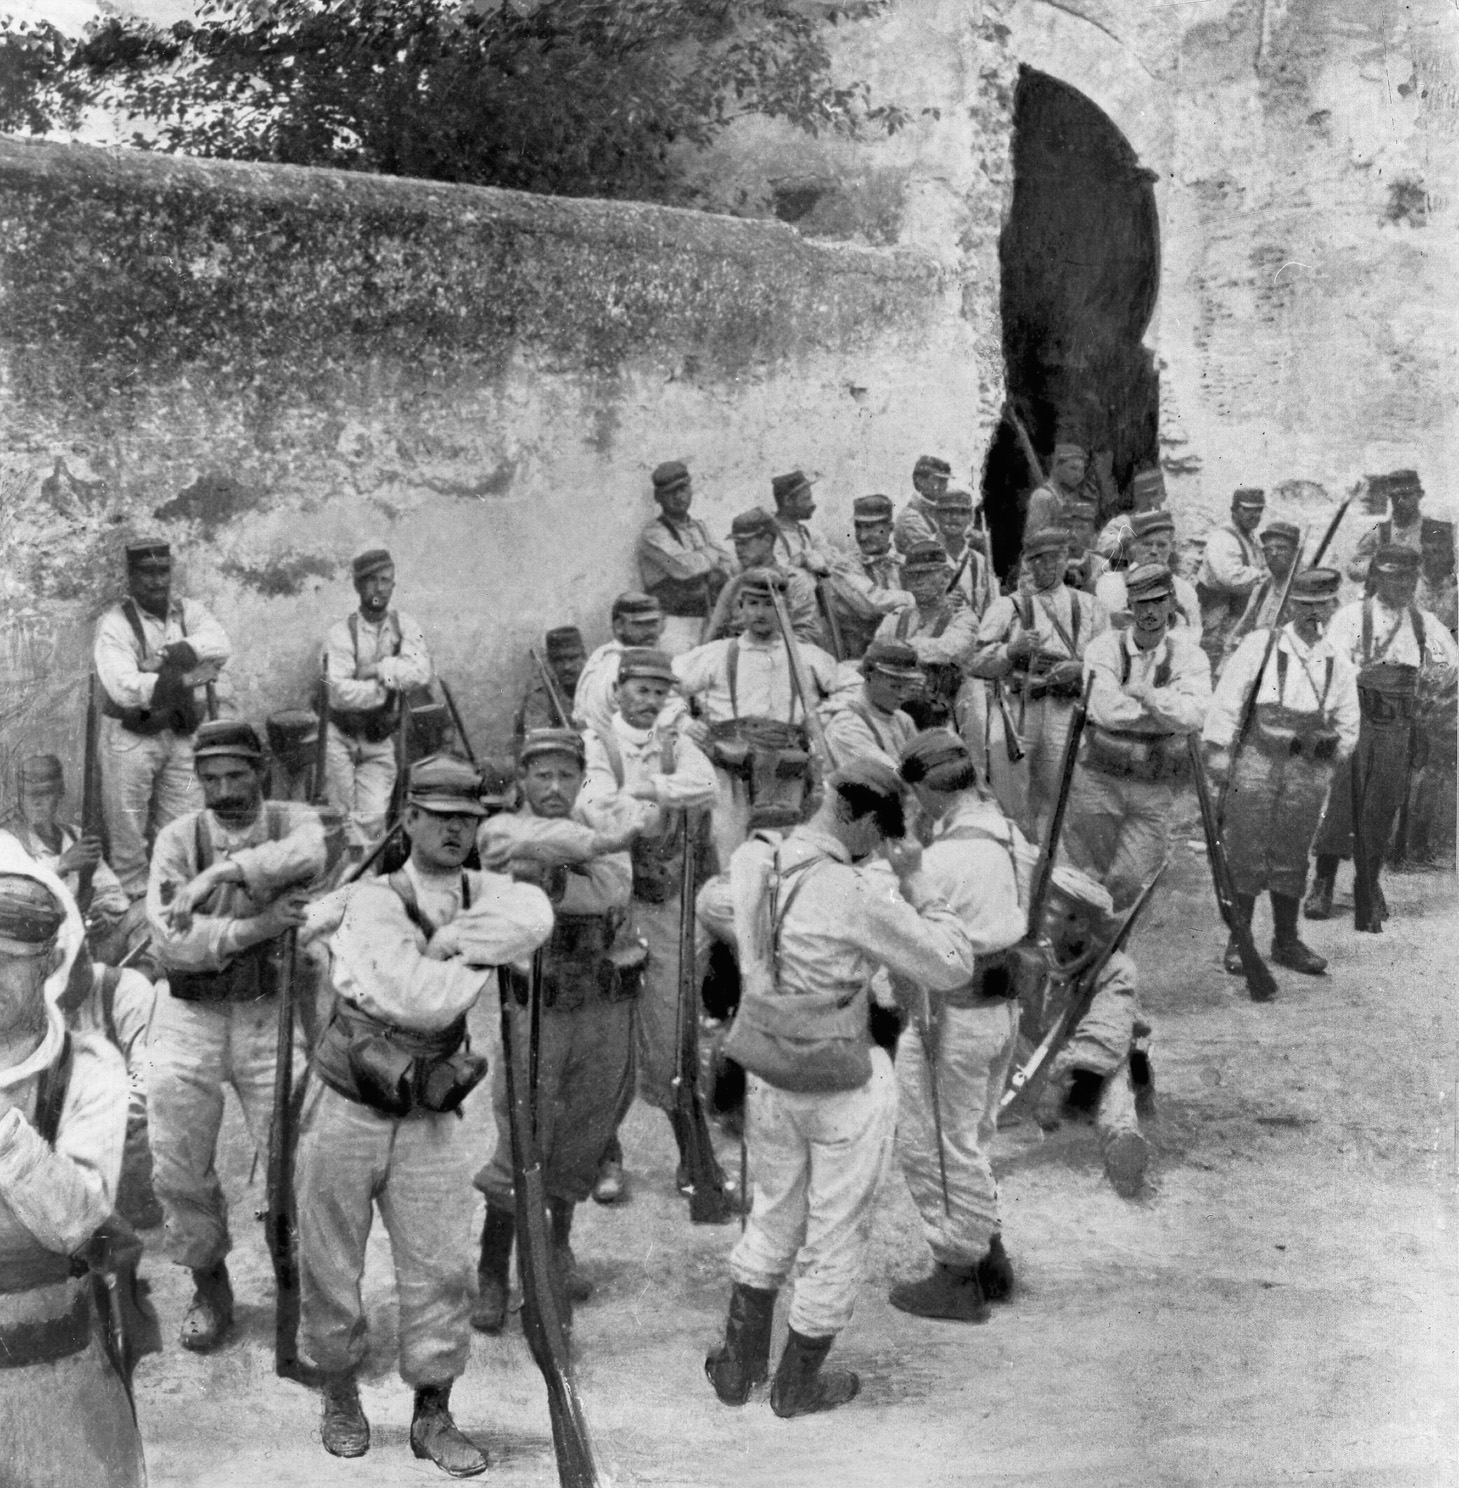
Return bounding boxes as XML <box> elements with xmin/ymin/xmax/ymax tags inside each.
<box><xmin>329</xmin><ymin>705</ymin><xmax>398</xmax><ymax>743</ymax></box>
<box><xmin>1009</xmin><ymin>652</ymin><xmax>1083</xmax><ymax>700</ymax></box>
<box><xmin>1251</xmin><ymin>704</ymin><xmax>1340</xmax><ymax>763</ymax></box>
<box><xmin>169</xmin><ymin>938</ymin><xmax>283</xmax><ymax>1004</ymax></box>
<box><xmin>102</xmin><ymin>664</ymin><xmax>202</xmax><ymax>737</ymax></box>
<box><xmin>1082</xmin><ymin>723</ymin><xmax>1191</xmax><ymax>783</ymax></box>
<box><xmin>0</xmin><ymin>1280</ymin><xmax>93</xmax><ymax>1370</ymax></box>
<box><xmin>1357</xmin><ymin>663</ymin><xmax>1419</xmax><ymax>727</ymax></box>
<box><xmin>314</xmin><ymin>1002</ymin><xmax>486</xmax><ymax>1118</ymax></box>
<box><xmin>541</xmin><ymin>910</ymin><xmax>646</xmax><ymax>1012</ymax></box>
<box><xmin>630</xmin><ymin>832</ymin><xmax>682</xmax><ymax>905</ymax></box>
<box><xmin>707</xmin><ymin>718</ymin><xmax>813</xmax><ymax>831</ymax></box>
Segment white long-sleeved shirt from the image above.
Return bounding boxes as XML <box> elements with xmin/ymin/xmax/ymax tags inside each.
<box><xmin>921</xmin><ymin>795</ymin><xmax>1027</xmax><ymax>958</ymax></box>
<box><xmin>1083</xmin><ymin>626</ymin><xmax>1211</xmax><ymax>735</ymax></box>
<box><xmin>5</xmin><ymin>821</ymin><xmax>129</xmax><ymax>922</ymax></box>
<box><xmin>822</xmin><ymin>694</ymin><xmax>917</xmax><ymax>771</ymax></box>
<box><xmin>875</xmin><ymin>600</ymin><xmax>978</xmax><ymax>666</ymax></box>
<box><xmin>1203</xmin><ymin>627</ymin><xmax>1361</xmax><ymax>754</ymax></box>
<box><xmin>673</xmin><ymin>634</ymin><xmax>851</xmax><ymax>725</ymax></box>
<box><xmin>326</xmin><ymin>861</ymin><xmax>553</xmax><ymax>1032</ymax></box>
<box><xmin>971</xmin><ymin>584</ymin><xmax>1106</xmax><ymax>677</ymax></box>
<box><xmin>93</xmin><ymin>596</ymin><xmax>230</xmax><ymax>714</ymax></box>
<box><xmin>147</xmin><ymin>802</ymin><xmax>327</xmax><ymax>973</ymax></box>
<box><xmin>324</xmin><ymin>610</ymin><xmax>432</xmax><ymax>714</ymax></box>
<box><xmin>1325</xmin><ymin>597</ymin><xmax>1459</xmax><ymax>673</ymax></box>
<box><xmin>579</xmin><ymin>714</ymin><xmax>718</xmax><ymax>839</ymax></box>
<box><xmin>1198</xmin><ymin>524</ymin><xmax>1267</xmax><ymax>600</ymax></box>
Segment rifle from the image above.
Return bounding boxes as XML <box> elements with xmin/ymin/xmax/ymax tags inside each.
<box><xmin>700</xmin><ymin>573</ymin><xmax>741</xmax><ymax>647</ymax></box>
<box><xmin>500</xmin><ymin>956</ymin><xmax>605</xmax><ymax>1488</ymax></box>
<box><xmin>768</xmin><ymin>583</ymin><xmax>838</xmax><ymax>771</ymax></box>
<box><xmin>1187</xmin><ymin>737</ymin><xmax>1278</xmax><ymax>1000</ymax></box>
<box><xmin>974</xmin><ymin>508</ymin><xmax>1025</xmax><ymax>764</ymax></box>
<box><xmin>1309</xmin><ymin>493</ymin><xmax>1355</xmax><ymax>568</ymax></box>
<box><xmin>262</xmin><ymin>926</ymin><xmax>317</xmax><ymax>1385</ymax></box>
<box><xmin>673</xmin><ymin>810</ymin><xmax>734</xmax><ymax>1224</ymax></box>
<box><xmin>1003</xmin><ymin>402</ymin><xmax>1047</xmax><ymax>487</ymax></box>
<box><xmin>76</xmin><ymin>673</ymin><xmax>103</xmax><ymax>914</ymax></box>
<box><xmin>1024</xmin><ymin>674</ymin><xmax>1095</xmax><ymax>936</ymax></box>
<box><xmin>1214</xmin><ymin>527</ymin><xmax>1307</xmax><ymax>830</ymax></box>
<box><xmin>1001</xmin><ymin>862</ymin><xmax>1167</xmax><ymax>1114</ymax></box>
<box><xmin>529</xmin><ymin>647</ymin><xmax>574</xmax><ymax>730</ymax></box>
<box><xmin>387</xmin><ymin>691</ymin><xmax>411</xmax><ymax>825</ymax></box>
<box><xmin>914</xmin><ymin>985</ymin><xmax>951</xmax><ymax>1215</ymax></box>
<box><xmin>815</xmin><ymin>578</ymin><xmax>846</xmax><ymax>662</ymax></box>
<box><xmin>438</xmin><ymin>678</ymin><xmax>480</xmax><ymax>768</ymax></box>
<box><xmin>312</xmin><ymin>656</ymin><xmax>330</xmax><ymax>806</ymax></box>
<box><xmin>1350</xmin><ymin>744</ymin><xmax>1381</xmax><ymax>933</ymax></box>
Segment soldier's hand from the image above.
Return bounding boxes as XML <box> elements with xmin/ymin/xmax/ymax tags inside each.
<box><xmin>594</xmin><ymin>822</ymin><xmax>641</xmax><ymax>856</ymax></box>
<box><xmin>259</xmin><ymin>890</ymin><xmax>311</xmax><ymax>938</ymax></box>
<box><xmin>137</xmin><ymin>655</ymin><xmax>163</xmax><ymax>674</ymax></box>
<box><xmin>682</xmin><ymin>717</ymin><xmax>712</xmax><ymax>749</ymax></box>
<box><xmin>425</xmin><ymin>925</ymin><xmax>463</xmax><ymax>962</ymax></box>
<box><xmin>1047</xmin><ymin>660</ymin><xmax>1083</xmax><ymax>690</ymax></box>
<box><xmin>1007</xmin><ymin>630</ymin><xmax>1040</xmax><ymax>663</ymax></box>
<box><xmin>356</xmin><ymin>661</ymin><xmax>381</xmax><ymax>681</ymax></box>
<box><xmin>159</xmin><ymin>640</ymin><xmax>200</xmax><ymax>673</ymax></box>
<box><xmin>57</xmin><ymin>837</ymin><xmax>103</xmax><ymax>875</ymax></box>
<box><xmin>883</xmin><ymin>836</ymin><xmax>924</xmax><ymax>882</ymax></box>
<box><xmin>805</xmin><ymin>557</ymin><xmax>832</xmax><ymax>578</ymax></box>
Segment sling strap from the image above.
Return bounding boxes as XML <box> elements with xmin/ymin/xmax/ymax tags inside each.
<box><xmin>1274</xmin><ymin>647</ymin><xmax>1335</xmax><ymax>714</ymax></box>
<box><xmin>387</xmin><ymin>869</ymin><xmax>472</xmax><ymax>940</ymax></box>
<box><xmin>33</xmin><ymin>1034</ymin><xmax>74</xmax><ymax>1149</ymax></box>
<box><xmin>1120</xmin><ymin>637</ymin><xmax>1172</xmax><ymax>690</ymax></box>
<box><xmin>726</xmin><ymin>639</ymin><xmax>800</xmax><ymax>724</ymax></box>
<box><xmin>1361</xmin><ymin>599</ymin><xmax>1427</xmax><ymax>668</ymax></box>
<box><xmin>121</xmin><ymin>597</ymin><xmax>188</xmax><ymax>658</ymax></box>
<box><xmin>1019</xmin><ymin>590</ymin><xmax>1080</xmax><ymax>657</ymax></box>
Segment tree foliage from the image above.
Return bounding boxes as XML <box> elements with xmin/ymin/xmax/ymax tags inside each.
<box><xmin>1</xmin><ymin>1</ymin><xmax>908</xmax><ymax>202</ymax></box>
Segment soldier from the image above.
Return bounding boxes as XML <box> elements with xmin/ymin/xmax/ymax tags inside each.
<box><xmin>1305</xmin><ymin>546</ymin><xmax>1458</xmax><ymax>924</ymax></box>
<box><xmin>1222</xmin><ymin>521</ymin><xmax>1301</xmax><ymax>661</ymax></box>
<box><xmin>702</xmin><ymin>759</ymin><xmax>976</xmax><ymax>1417</ymax></box>
<box><xmin>1063</xmin><ymin>506</ymin><xmax>1111</xmax><ymax>594</ymax></box>
<box><xmin>886</xmin><ymin>732</ymin><xmax>1027</xmax><ymax>1322</ymax></box>
<box><xmin>0</xmin><ymin>844</ymin><xmax>145</xmax><ymax>1488</ymax></box>
<box><xmin>894</xmin><ymin>454</ymin><xmax>953</xmax><ymax>554</ymax></box>
<box><xmin>676</xmin><ymin>570</ymin><xmax>851</xmax><ymax>865</ymax></box>
<box><xmin>1023</xmin><ymin>441</ymin><xmax>1092</xmax><ymax>538</ymax></box>
<box><xmin>1094</xmin><ymin>511</ymin><xmax>1202</xmax><ymax>632</ymax></box>
<box><xmin>93</xmin><ymin>535</ymin><xmax>231</xmax><ymax>899</ymax></box>
<box><xmin>933</xmin><ymin>487</ymin><xmax>993</xmax><ymax>616</ymax></box>
<box><xmin>707</xmin><ymin>508</ymin><xmax>826</xmax><ymax>647</ymax></box>
<box><xmin>968</xmin><ymin>528</ymin><xmax>1106</xmax><ymax>839</ymax></box>
<box><xmin>6</xmin><ymin>754</ymin><xmax>131</xmax><ymax>961</ymax></box>
<box><xmin>819</xmin><ymin>494</ymin><xmax>914</xmax><ymax>660</ymax></box>
<box><xmin>636</xmin><ymin>461</ymin><xmax>735</xmax><ymax>655</ymax></box>
<box><xmin>578</xmin><ymin>650</ymin><xmax>720</xmax><ymax>1203</ymax></box>
<box><xmin>145</xmin><ymin>719</ymin><xmax>326</xmax><ymax>1351</ymax></box>
<box><xmin>769</xmin><ymin>469</ymin><xmax>837</xmax><ymax>576</ymax></box>
<box><xmin>515</xmin><ymin>626</ymin><xmax>587</xmax><ymax>739</ymax></box>
<box><xmin>297</xmin><ymin>756</ymin><xmax>553</xmax><ymax>1473</ymax></box>
<box><xmin>323</xmin><ymin>547</ymin><xmax>433</xmax><ymax>851</ymax></box>
<box><xmin>1032</xmin><ymin>866</ymin><xmax>1151</xmax><ymax>1198</ymax></box>
<box><xmin>471</xmin><ymin>731</ymin><xmax>637</xmax><ymax>1334</ymax></box>
<box><xmin>822</xmin><ymin>639</ymin><xmax>924</xmax><ymax>770</ymax></box>
<box><xmin>1204</xmin><ymin>569</ymin><xmax>1359</xmax><ymax>978</ymax></box>
<box><xmin>1095</xmin><ymin>467</ymin><xmax>1166</xmax><ymax>567</ymax></box>
<box><xmin>1417</xmin><ymin>518</ymin><xmax>1457</xmax><ymax>635</ymax></box>
<box><xmin>1345</xmin><ymin>469</ymin><xmax>1445</xmax><ymax>587</ymax></box>
<box><xmin>875</xmin><ymin>541</ymin><xmax>978</xmax><ymax>732</ymax></box>
<box><xmin>1197</xmin><ymin>488</ymin><xmax>1268</xmax><ymax>676</ymax></box>
<box><xmin>1064</xmin><ymin>564</ymin><xmax>1211</xmax><ymax>908</ymax></box>
<box><xmin>572</xmin><ymin>591</ymin><xmax>667</xmax><ymax>737</ymax></box>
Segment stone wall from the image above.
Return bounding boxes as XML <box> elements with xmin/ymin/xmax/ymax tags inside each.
<box><xmin>0</xmin><ymin>133</ymin><xmax>993</xmax><ymax>773</ymax></box>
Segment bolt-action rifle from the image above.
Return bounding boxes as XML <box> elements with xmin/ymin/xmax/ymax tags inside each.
<box><xmin>500</xmin><ymin>953</ymin><xmax>605</xmax><ymax>1488</ymax></box>
<box><xmin>529</xmin><ymin>647</ymin><xmax>574</xmax><ymax>732</ymax></box>
<box><xmin>769</xmin><ymin>582</ymin><xmax>838</xmax><ymax>772</ymax></box>
<box><xmin>973</xmin><ymin>507</ymin><xmax>1025</xmax><ymax>764</ymax></box>
<box><xmin>438</xmin><ymin>678</ymin><xmax>479</xmax><ymax>768</ymax></box>
<box><xmin>313</xmin><ymin>656</ymin><xmax>330</xmax><ymax>806</ymax></box>
<box><xmin>76</xmin><ymin>673</ymin><xmax>103</xmax><ymax>914</ymax></box>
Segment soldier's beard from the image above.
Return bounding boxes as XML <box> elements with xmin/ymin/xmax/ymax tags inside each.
<box><xmin>0</xmin><ymin>964</ymin><xmax>48</xmax><ymax>1068</ymax></box>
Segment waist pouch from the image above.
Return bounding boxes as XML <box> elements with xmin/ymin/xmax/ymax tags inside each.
<box><xmin>1082</xmin><ymin>725</ymin><xmax>1190</xmax><ymax>783</ymax></box>
<box><xmin>102</xmin><ymin>669</ymin><xmax>201</xmax><ymax>737</ymax></box>
<box><xmin>1010</xmin><ymin>655</ymin><xmax>1082</xmax><ymax>700</ymax></box>
<box><xmin>1357</xmin><ymin>678</ymin><xmax>1417</xmax><ymax>727</ymax></box>
<box><xmin>721</xmin><ymin>984</ymin><xmax>871</xmax><ymax>1094</ymax></box>
<box><xmin>315</xmin><ymin>1004</ymin><xmax>485</xmax><ymax>1118</ymax></box>
<box><xmin>0</xmin><ymin>1282</ymin><xmax>91</xmax><ymax>1370</ymax></box>
<box><xmin>707</xmin><ymin>719</ymin><xmax>810</xmax><ymax>777</ymax></box>
<box><xmin>328</xmin><ymin>705</ymin><xmax>398</xmax><ymax>743</ymax></box>
<box><xmin>170</xmin><ymin>939</ymin><xmax>281</xmax><ymax>1004</ymax></box>
<box><xmin>631</xmin><ymin>837</ymin><xmax>682</xmax><ymax>905</ymax></box>
<box><xmin>542</xmin><ymin>913</ymin><xmax>647</xmax><ymax>1011</ymax></box>
<box><xmin>1252</xmin><ymin>707</ymin><xmax>1340</xmax><ymax>762</ymax></box>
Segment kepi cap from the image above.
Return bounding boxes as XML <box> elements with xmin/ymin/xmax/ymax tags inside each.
<box><xmin>771</xmin><ymin>470</ymin><xmax>816</xmax><ymax>504</ymax></box>
<box><xmin>1289</xmin><ymin>568</ymin><xmax>1341</xmax><ymax>603</ymax></box>
<box><xmin>935</xmin><ymin>487</ymin><xmax>975</xmax><ymax>513</ymax></box>
<box><xmin>902</xmin><ymin>539</ymin><xmax>949</xmax><ymax>573</ymax></box>
<box><xmin>913</xmin><ymin>455</ymin><xmax>952</xmax><ymax>479</ymax></box>
<box><xmin>898</xmin><ymin>730</ymin><xmax>971</xmax><ymax>784</ymax></box>
<box><xmin>16</xmin><ymin>755</ymin><xmax>64</xmax><ymax>791</ymax></box>
<box><xmin>193</xmin><ymin>719</ymin><xmax>264</xmax><ymax>762</ymax></box>
<box><xmin>1130</xmin><ymin>511</ymin><xmax>1175</xmax><ymax>540</ymax></box>
<box><xmin>736</xmin><ymin>567</ymin><xmax>784</xmax><ymax>598</ymax></box>
<box><xmin>1125</xmin><ymin>563</ymin><xmax>1175</xmax><ymax>602</ymax></box>
<box><xmin>126</xmin><ymin>534</ymin><xmax>170</xmax><ymax>563</ymax></box>
<box><xmin>1047</xmin><ymin>865</ymin><xmax>1114</xmax><ymax>919</ymax></box>
<box><xmin>611</xmin><ymin>591</ymin><xmax>662</xmax><ymax>621</ymax></box>
<box><xmin>518</xmin><ymin>729</ymin><xmax>586</xmax><ymax>769</ymax></box>
<box><xmin>652</xmin><ymin>461</ymin><xmax>691</xmax><ymax>494</ymax></box>
<box><xmin>1372</xmin><ymin>544</ymin><xmax>1420</xmax><ymax>575</ymax></box>
<box><xmin>545</xmin><ymin>626</ymin><xmax>586</xmax><ymax>660</ymax></box>
<box><xmin>861</xmin><ymin>638</ymin><xmax>923</xmax><ymax>680</ymax></box>
<box><xmin>1260</xmin><ymin>521</ymin><xmax>1301</xmax><ymax>547</ymax></box>
<box><xmin>853</xmin><ymin>494</ymin><xmax>894</xmax><ymax>522</ymax></box>
<box><xmin>1232</xmin><ymin>487</ymin><xmax>1266</xmax><ymax>508</ymax></box>
<box><xmin>0</xmin><ymin>872</ymin><xmax>66</xmax><ymax>952</ymax></box>
<box><xmin>1372</xmin><ymin>469</ymin><xmax>1423</xmax><ymax>500</ymax></box>
<box><xmin>352</xmin><ymin>547</ymin><xmax>393</xmax><ymax>581</ymax></box>
<box><xmin>828</xmin><ymin>756</ymin><xmax>904</xmax><ymax>801</ymax></box>
<box><xmin>1023</xmin><ymin>526</ymin><xmax>1072</xmax><ymax>558</ymax></box>
<box><xmin>617</xmin><ymin>648</ymin><xmax>677</xmax><ymax>686</ymax></box>
<box><xmin>729</xmin><ymin>508</ymin><xmax>777</xmax><ymax>540</ymax></box>
<box><xmin>408</xmin><ymin>755</ymin><xmax>488</xmax><ymax>817</ymax></box>
<box><xmin>1130</xmin><ymin>468</ymin><xmax>1165</xmax><ymax>502</ymax></box>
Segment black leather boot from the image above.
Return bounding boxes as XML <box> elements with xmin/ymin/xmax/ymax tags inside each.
<box><xmin>320</xmin><ymin>1370</ymin><xmax>370</xmax><ymax>1458</ymax></box>
<box><xmin>470</xmin><ymin>1204</ymin><xmax>516</xmax><ymax>1335</ymax></box>
<box><xmin>180</xmin><ymin>1261</ymin><xmax>233</xmax><ymax>1352</ymax></box>
<box><xmin>704</xmin><ymin>1283</ymin><xmax>778</xmax><ymax>1405</ymax></box>
<box><xmin>888</xmin><ymin>1262</ymin><xmax>991</xmax><ymax>1323</ymax></box>
<box><xmin>1270</xmin><ymin>893</ymin><xmax>1327</xmax><ymax>974</ymax></box>
<box><xmin>1225</xmin><ymin>893</ymin><xmax>1256</xmax><ymax>973</ymax></box>
<box><xmin>1303</xmin><ymin>858</ymin><xmax>1338</xmax><ymax>920</ymax></box>
<box><xmin>975</xmin><ymin>1233</ymin><xmax>1015</xmax><ymax>1303</ymax></box>
<box><xmin>769</xmin><ymin>1329</ymin><xmax>860</xmax><ymax>1418</ymax></box>
<box><xmin>410</xmin><ymin>1383</ymin><xmax>488</xmax><ymax>1478</ymax></box>
<box><xmin>549</xmin><ymin>1201</ymin><xmax>593</xmax><ymax>1304</ymax></box>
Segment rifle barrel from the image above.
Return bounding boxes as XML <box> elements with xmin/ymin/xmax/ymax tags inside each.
<box><xmin>769</xmin><ymin>585</ymin><xmax>838</xmax><ymax>770</ymax></box>
<box><xmin>438</xmin><ymin>679</ymin><xmax>479</xmax><ymax>768</ymax></box>
<box><xmin>1024</xmin><ymin>673</ymin><xmax>1094</xmax><ymax>936</ymax></box>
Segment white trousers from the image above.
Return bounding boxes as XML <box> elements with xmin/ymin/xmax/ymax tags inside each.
<box><xmin>730</xmin><ymin>1047</ymin><xmax>896</xmax><ymax>1338</ymax></box>
<box><xmin>323</xmin><ymin>723</ymin><xmax>397</xmax><ymax>848</ymax></box>
<box><xmin>896</xmin><ymin>1000</ymin><xmax>1018</xmax><ymax>1266</ymax></box>
<box><xmin>100</xmin><ymin>718</ymin><xmax>201</xmax><ymax>898</ymax></box>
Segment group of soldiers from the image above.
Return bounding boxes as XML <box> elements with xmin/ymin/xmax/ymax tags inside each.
<box><xmin>0</xmin><ymin>445</ymin><xmax>1455</xmax><ymax>1483</ymax></box>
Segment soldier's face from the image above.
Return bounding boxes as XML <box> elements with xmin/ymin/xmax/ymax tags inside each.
<box><xmin>520</xmin><ymin>757</ymin><xmax>584</xmax><ymax>819</ymax></box>
<box><xmin>1067</xmin><ymin>520</ymin><xmax>1095</xmax><ymax>556</ymax></box>
<box><xmin>17</xmin><ymin>784</ymin><xmax>61</xmax><ymax>832</ymax></box>
<box><xmin>356</xmin><ymin>565</ymin><xmax>395</xmax><ymax>619</ymax></box>
<box><xmin>1027</xmin><ymin>549</ymin><xmax>1066</xmax><ymax>590</ymax></box>
<box><xmin>617</xmin><ymin>676</ymin><xmax>671</xmax><ymax>729</ymax></box>
<box><xmin>1131</xmin><ymin>595</ymin><xmax>1173</xmax><ymax>639</ymax></box>
<box><xmin>935</xmin><ymin>511</ymin><xmax>970</xmax><ymax>544</ymax></box>
<box><xmin>1292</xmin><ymin>600</ymin><xmax>1336</xmax><ymax>643</ymax></box>
<box><xmin>197</xmin><ymin>756</ymin><xmax>264</xmax><ymax>826</ymax></box>
<box><xmin>405</xmin><ymin>806</ymin><xmax>475</xmax><ymax>870</ymax></box>
<box><xmin>739</xmin><ymin>592</ymin><xmax>779</xmax><ymax>640</ymax></box>
<box><xmin>856</xmin><ymin>520</ymin><xmax>891</xmax><ymax>557</ymax></box>
<box><xmin>779</xmin><ymin>486</ymin><xmax>816</xmax><ymax>522</ymax></box>
<box><xmin>1375</xmin><ymin>570</ymin><xmax>1418</xmax><ymax>609</ymax></box>
<box><xmin>128</xmin><ymin>556</ymin><xmax>172</xmax><ymax>616</ymax></box>
<box><xmin>614</xmin><ymin>613</ymin><xmax>663</xmax><ymax>648</ymax></box>
<box><xmin>1233</xmin><ymin>502</ymin><xmax>1264</xmax><ymax>533</ymax></box>
<box><xmin>914</xmin><ymin>473</ymin><xmax>948</xmax><ymax>501</ymax></box>
<box><xmin>735</xmin><ymin>534</ymin><xmax>775</xmax><ymax>570</ymax></box>
<box><xmin>906</xmin><ymin>568</ymin><xmax>947</xmax><ymax>606</ymax></box>
<box><xmin>1392</xmin><ymin>490</ymin><xmax>1421</xmax><ymax>525</ymax></box>
<box><xmin>1044</xmin><ymin>900</ymin><xmax>1091</xmax><ymax>959</ymax></box>
<box><xmin>1262</xmin><ymin>540</ymin><xmax>1296</xmax><ymax>579</ymax></box>
<box><xmin>1053</xmin><ymin>452</ymin><xmax>1087</xmax><ymax>488</ymax></box>
<box><xmin>657</xmin><ymin>481</ymin><xmax>693</xmax><ymax>520</ymax></box>
<box><xmin>1131</xmin><ymin>534</ymin><xmax>1173</xmax><ymax>568</ymax></box>
<box><xmin>865</xmin><ymin>667</ymin><xmax>922</xmax><ymax>714</ymax></box>
<box><xmin>554</xmin><ymin>652</ymin><xmax>586</xmax><ymax>692</ymax></box>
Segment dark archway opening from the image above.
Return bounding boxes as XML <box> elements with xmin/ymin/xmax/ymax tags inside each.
<box><xmin>981</xmin><ymin>66</ymin><xmax>1162</xmax><ymax>578</ymax></box>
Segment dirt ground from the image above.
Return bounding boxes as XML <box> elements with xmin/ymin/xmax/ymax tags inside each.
<box><xmin>130</xmin><ymin>842</ymin><xmax>1458</xmax><ymax>1488</ymax></box>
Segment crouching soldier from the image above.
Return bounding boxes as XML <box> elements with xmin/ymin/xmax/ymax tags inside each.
<box><xmin>146</xmin><ymin>720</ymin><xmax>326</xmax><ymax>1352</ymax></box>
<box><xmin>887</xmin><ymin>733</ymin><xmax>1028</xmax><ymax>1323</ymax></box>
<box><xmin>472</xmin><ymin>731</ymin><xmax>638</xmax><ymax>1332</ymax></box>
<box><xmin>0</xmin><ymin>844</ymin><xmax>145</xmax><ymax>1487</ymax></box>
<box><xmin>702</xmin><ymin>760</ymin><xmax>976</xmax><ymax>1417</ymax></box>
<box><xmin>298</xmin><ymin>755</ymin><xmax>552</xmax><ymax>1472</ymax></box>
<box><xmin>1033</xmin><ymin>867</ymin><xmax>1151</xmax><ymax>1197</ymax></box>
<box><xmin>822</xmin><ymin>639</ymin><xmax>924</xmax><ymax>771</ymax></box>
<box><xmin>1203</xmin><ymin>569</ymin><xmax>1359</xmax><ymax>974</ymax></box>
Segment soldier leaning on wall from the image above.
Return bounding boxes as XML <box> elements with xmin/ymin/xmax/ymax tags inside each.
<box><xmin>636</xmin><ymin>461</ymin><xmax>736</xmax><ymax>656</ymax></box>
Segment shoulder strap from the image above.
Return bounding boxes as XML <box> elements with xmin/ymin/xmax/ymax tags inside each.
<box><xmin>1321</xmin><ymin>656</ymin><xmax>1334</xmax><ymax>710</ymax></box>
<box><xmin>931</xmin><ymin>607</ymin><xmax>953</xmax><ymax>640</ymax></box>
<box><xmin>177</xmin><ymin>600</ymin><xmax>188</xmax><ymax>639</ymax></box>
<box><xmin>726</xmin><ymin>640</ymin><xmax>740</xmax><ymax>720</ymax></box>
<box><xmin>849</xmin><ymin>699</ymin><xmax>890</xmax><ymax>753</ymax></box>
<box><xmin>348</xmin><ymin>611</ymin><xmax>359</xmax><ymax>666</ymax></box>
<box><xmin>461</xmin><ymin>872</ymin><xmax>471</xmax><ymax>912</ymax></box>
<box><xmin>387</xmin><ymin>610</ymin><xmax>403</xmax><ymax>657</ymax></box>
<box><xmin>1361</xmin><ymin>599</ymin><xmax>1374</xmax><ymax>664</ymax></box>
<box><xmin>769</xmin><ymin>849</ymin><xmax>820</xmax><ymax>964</ymax></box>
<box><xmin>34</xmin><ymin>1034</ymin><xmax>74</xmax><ymax>1149</ymax></box>
<box><xmin>896</xmin><ymin>609</ymin><xmax>913</xmax><ymax>641</ymax></box>
<box><xmin>1019</xmin><ymin>593</ymin><xmax>1034</xmax><ymax>631</ymax></box>
<box><xmin>1154</xmin><ymin>649</ymin><xmax>1171</xmax><ymax>690</ymax></box>
<box><xmin>195</xmin><ymin>812</ymin><xmax>213</xmax><ymax>873</ymax></box>
<box><xmin>1120</xmin><ymin>638</ymin><xmax>1131</xmax><ymax>687</ymax></box>
<box><xmin>1410</xmin><ymin>606</ymin><xmax>1427</xmax><ymax>668</ymax></box>
<box><xmin>388</xmin><ymin>869</ymin><xmax>436</xmax><ymax>939</ymax></box>
<box><xmin>121</xmin><ymin>599</ymin><xmax>150</xmax><ymax>657</ymax></box>
<box><xmin>1379</xmin><ymin>520</ymin><xmax>1392</xmax><ymax>546</ymax></box>
<box><xmin>1276</xmin><ymin>647</ymin><xmax>1288</xmax><ymax>699</ymax></box>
